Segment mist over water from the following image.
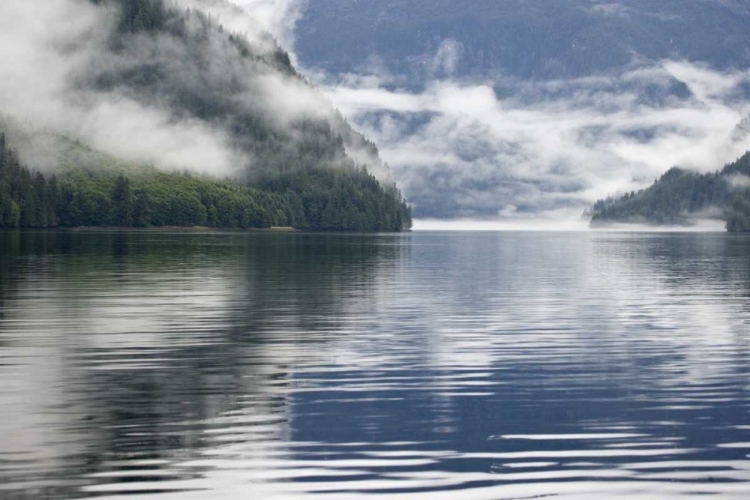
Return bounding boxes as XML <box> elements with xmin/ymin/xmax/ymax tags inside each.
<box><xmin>2</xmin><ymin>231</ymin><xmax>750</xmax><ymax>498</ymax></box>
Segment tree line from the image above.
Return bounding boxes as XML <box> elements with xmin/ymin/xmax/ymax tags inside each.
<box><xmin>0</xmin><ymin>133</ymin><xmax>411</xmax><ymax>231</ymax></box>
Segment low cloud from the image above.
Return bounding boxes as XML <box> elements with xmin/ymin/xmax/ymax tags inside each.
<box><xmin>0</xmin><ymin>0</ymin><xmax>243</xmax><ymax>176</ymax></box>
<box><xmin>430</xmin><ymin>39</ymin><xmax>462</xmax><ymax>76</ymax></box>
<box><xmin>318</xmin><ymin>62</ymin><xmax>750</xmax><ymax>220</ymax></box>
<box><xmin>251</xmin><ymin>72</ymin><xmax>335</xmax><ymax>125</ymax></box>
<box><xmin>727</xmin><ymin>173</ymin><xmax>750</xmax><ymax>189</ymax></box>
<box><xmin>0</xmin><ymin>0</ymin><xmax>383</xmax><ymax>181</ymax></box>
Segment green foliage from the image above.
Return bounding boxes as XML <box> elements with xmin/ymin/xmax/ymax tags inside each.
<box><xmin>0</xmin><ymin>133</ymin><xmax>48</xmax><ymax>229</ymax></box>
<box><xmin>590</xmin><ymin>152</ymin><xmax>750</xmax><ymax>231</ymax></box>
<box><xmin>257</xmin><ymin>167</ymin><xmax>412</xmax><ymax>231</ymax></box>
<box><xmin>0</xmin><ymin>133</ymin><xmax>412</xmax><ymax>231</ymax></box>
<box><xmin>111</xmin><ymin>175</ymin><xmax>133</xmax><ymax>226</ymax></box>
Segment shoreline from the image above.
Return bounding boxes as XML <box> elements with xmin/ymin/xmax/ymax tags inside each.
<box><xmin>0</xmin><ymin>226</ymin><xmax>414</xmax><ymax>234</ymax></box>
<box><xmin>1</xmin><ymin>226</ymin><xmax>299</xmax><ymax>233</ymax></box>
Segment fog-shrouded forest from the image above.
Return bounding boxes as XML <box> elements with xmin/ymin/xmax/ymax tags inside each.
<box><xmin>0</xmin><ymin>0</ymin><xmax>412</xmax><ymax>231</ymax></box>
<box><xmin>0</xmin><ymin>132</ymin><xmax>411</xmax><ymax>231</ymax></box>
<box><xmin>590</xmin><ymin>152</ymin><xmax>750</xmax><ymax>232</ymax></box>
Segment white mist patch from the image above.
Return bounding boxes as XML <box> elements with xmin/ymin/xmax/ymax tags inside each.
<box><xmin>79</xmin><ymin>98</ymin><xmax>243</xmax><ymax>175</ymax></box>
<box><xmin>319</xmin><ymin>61</ymin><xmax>750</xmax><ymax>222</ymax></box>
<box><xmin>431</xmin><ymin>39</ymin><xmax>462</xmax><ymax>76</ymax></box>
<box><xmin>413</xmin><ymin>216</ymin><xmax>727</xmax><ymax>233</ymax></box>
<box><xmin>172</xmin><ymin>0</ymin><xmax>307</xmax><ymax>59</ymax></box>
<box><xmin>172</xmin><ymin>0</ymin><xmax>278</xmax><ymax>53</ymax></box>
<box><xmin>0</xmin><ymin>0</ymin><xmax>242</xmax><ymax>176</ymax></box>
<box><xmin>727</xmin><ymin>174</ymin><xmax>750</xmax><ymax>189</ymax></box>
<box><xmin>589</xmin><ymin>220</ymin><xmax>727</xmax><ymax>233</ymax></box>
<box><xmin>230</xmin><ymin>0</ymin><xmax>307</xmax><ymax>64</ymax></box>
<box><xmin>0</xmin><ymin>0</ymin><xmax>100</xmax><ymax>121</ymax></box>
<box><xmin>414</xmin><ymin>209</ymin><xmax>592</xmax><ymax>232</ymax></box>
<box><xmin>252</xmin><ymin>73</ymin><xmax>335</xmax><ymax>125</ymax></box>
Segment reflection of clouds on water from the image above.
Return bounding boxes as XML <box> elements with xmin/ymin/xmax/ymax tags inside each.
<box><xmin>233</xmin><ymin>232</ymin><xmax>750</xmax><ymax>498</ymax></box>
<box><xmin>586</xmin><ymin>234</ymin><xmax>749</xmax><ymax>391</ymax></box>
<box><xmin>0</xmin><ymin>246</ymin><xmax>242</xmax><ymax>489</ymax></box>
<box><xmin>84</xmin><ymin>446</ymin><xmax>750</xmax><ymax>499</ymax></box>
<box><xmin>2</xmin><ymin>232</ymin><xmax>750</xmax><ymax>498</ymax></box>
<box><xmin>0</xmin><ymin>232</ymin><xmax>402</xmax><ymax>495</ymax></box>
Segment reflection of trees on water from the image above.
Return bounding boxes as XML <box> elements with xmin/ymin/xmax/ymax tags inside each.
<box><xmin>0</xmin><ymin>231</ymin><xmax>403</xmax><ymax>497</ymax></box>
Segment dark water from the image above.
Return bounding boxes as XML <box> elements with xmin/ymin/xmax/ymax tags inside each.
<box><xmin>2</xmin><ymin>231</ymin><xmax>750</xmax><ymax>499</ymax></box>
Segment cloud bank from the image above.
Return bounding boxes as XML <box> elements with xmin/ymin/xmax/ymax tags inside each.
<box><xmin>321</xmin><ymin>62</ymin><xmax>750</xmax><ymax>220</ymax></box>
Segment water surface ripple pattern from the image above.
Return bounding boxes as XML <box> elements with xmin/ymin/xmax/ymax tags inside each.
<box><xmin>1</xmin><ymin>231</ymin><xmax>750</xmax><ymax>499</ymax></box>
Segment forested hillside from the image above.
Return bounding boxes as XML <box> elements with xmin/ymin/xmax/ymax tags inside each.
<box><xmin>0</xmin><ymin>133</ymin><xmax>411</xmax><ymax>231</ymax></box>
<box><xmin>1</xmin><ymin>0</ymin><xmax>412</xmax><ymax>231</ymax></box>
<box><xmin>590</xmin><ymin>152</ymin><xmax>750</xmax><ymax>231</ymax></box>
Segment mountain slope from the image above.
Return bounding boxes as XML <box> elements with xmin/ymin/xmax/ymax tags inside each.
<box><xmin>0</xmin><ymin>0</ymin><xmax>411</xmax><ymax>230</ymax></box>
<box><xmin>92</xmin><ymin>0</ymin><xmax>391</xmax><ymax>181</ymax></box>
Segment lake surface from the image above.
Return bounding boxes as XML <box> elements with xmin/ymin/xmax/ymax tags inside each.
<box><xmin>2</xmin><ymin>231</ymin><xmax>750</xmax><ymax>499</ymax></box>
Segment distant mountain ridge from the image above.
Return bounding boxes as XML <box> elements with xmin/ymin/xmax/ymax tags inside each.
<box><xmin>297</xmin><ymin>0</ymin><xmax>750</xmax><ymax>84</ymax></box>
<box><xmin>290</xmin><ymin>0</ymin><xmax>750</xmax><ymax>222</ymax></box>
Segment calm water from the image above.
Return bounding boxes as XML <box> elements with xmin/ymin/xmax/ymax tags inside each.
<box><xmin>1</xmin><ymin>231</ymin><xmax>750</xmax><ymax>499</ymax></box>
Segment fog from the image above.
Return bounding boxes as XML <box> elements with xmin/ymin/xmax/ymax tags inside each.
<box><xmin>0</xmin><ymin>0</ymin><xmax>390</xmax><ymax>182</ymax></box>
<box><xmin>414</xmin><ymin>218</ymin><xmax>726</xmax><ymax>233</ymax></box>
<box><xmin>0</xmin><ymin>0</ymin><xmax>245</xmax><ymax>175</ymax></box>
<box><xmin>321</xmin><ymin>63</ymin><xmax>750</xmax><ymax>221</ymax></box>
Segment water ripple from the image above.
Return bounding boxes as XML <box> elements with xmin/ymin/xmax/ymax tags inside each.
<box><xmin>1</xmin><ymin>231</ymin><xmax>750</xmax><ymax>498</ymax></box>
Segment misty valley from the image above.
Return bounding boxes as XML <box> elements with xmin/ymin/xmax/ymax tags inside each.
<box><xmin>3</xmin><ymin>1</ymin><xmax>750</xmax><ymax>499</ymax></box>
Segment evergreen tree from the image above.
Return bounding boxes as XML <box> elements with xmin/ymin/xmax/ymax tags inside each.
<box><xmin>132</xmin><ymin>188</ymin><xmax>151</xmax><ymax>227</ymax></box>
<box><xmin>112</xmin><ymin>175</ymin><xmax>134</xmax><ymax>226</ymax></box>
